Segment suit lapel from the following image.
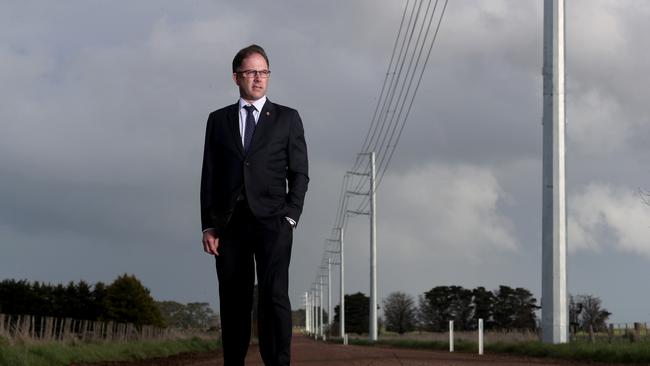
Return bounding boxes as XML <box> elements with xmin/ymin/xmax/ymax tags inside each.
<box><xmin>248</xmin><ymin>100</ymin><xmax>276</xmax><ymax>155</ymax></box>
<box><xmin>225</xmin><ymin>102</ymin><xmax>245</xmax><ymax>157</ymax></box>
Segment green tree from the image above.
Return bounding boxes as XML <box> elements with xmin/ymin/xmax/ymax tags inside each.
<box><xmin>157</xmin><ymin>301</ymin><xmax>187</xmax><ymax>328</ymax></box>
<box><xmin>292</xmin><ymin>309</ymin><xmax>306</xmax><ymax>329</ymax></box>
<box><xmin>65</xmin><ymin>281</ymin><xmax>95</xmax><ymax>319</ymax></box>
<box><xmin>156</xmin><ymin>301</ymin><xmax>216</xmax><ymax>329</ymax></box>
<box><xmin>51</xmin><ymin>283</ymin><xmax>67</xmax><ymax>317</ymax></box>
<box><xmin>448</xmin><ymin>286</ymin><xmax>473</xmax><ymax>330</ymax></box>
<box><xmin>103</xmin><ymin>274</ymin><xmax>164</xmax><ymax>327</ymax></box>
<box><xmin>90</xmin><ymin>282</ymin><xmax>108</xmax><ymax>320</ymax></box>
<box><xmin>186</xmin><ymin>302</ymin><xmax>216</xmax><ymax>329</ymax></box>
<box><xmin>383</xmin><ymin>292</ymin><xmax>416</xmax><ymax>334</ymax></box>
<box><xmin>569</xmin><ymin>294</ymin><xmax>584</xmax><ymax>338</ymax></box>
<box><xmin>419</xmin><ymin>286</ymin><xmax>473</xmax><ymax>331</ymax></box>
<box><xmin>333</xmin><ymin>292</ymin><xmax>369</xmax><ymax>334</ymax></box>
<box><xmin>576</xmin><ymin>294</ymin><xmax>611</xmax><ymax>336</ymax></box>
<box><xmin>471</xmin><ymin>286</ymin><xmax>495</xmax><ymax>329</ymax></box>
<box><xmin>493</xmin><ymin>286</ymin><xmax>538</xmax><ymax>330</ymax></box>
<box><xmin>0</xmin><ymin>279</ymin><xmax>33</xmax><ymax>314</ymax></box>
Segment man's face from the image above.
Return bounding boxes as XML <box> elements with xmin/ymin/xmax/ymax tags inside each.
<box><xmin>233</xmin><ymin>53</ymin><xmax>269</xmax><ymax>102</ymax></box>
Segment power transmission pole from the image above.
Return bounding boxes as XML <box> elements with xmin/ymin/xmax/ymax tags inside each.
<box><xmin>346</xmin><ymin>151</ymin><xmax>378</xmax><ymax>342</ymax></box>
<box><xmin>307</xmin><ymin>289</ymin><xmax>311</xmax><ymax>335</ymax></box>
<box><xmin>542</xmin><ymin>0</ymin><xmax>568</xmax><ymax>344</ymax></box>
<box><xmin>326</xmin><ymin>227</ymin><xmax>345</xmax><ymax>342</ymax></box>
<box><xmin>338</xmin><ymin>226</ymin><xmax>345</xmax><ymax>341</ymax></box>
<box><xmin>327</xmin><ymin>257</ymin><xmax>332</xmax><ymax>331</ymax></box>
<box><xmin>318</xmin><ymin>274</ymin><xmax>323</xmax><ymax>339</ymax></box>
<box><xmin>312</xmin><ymin>287</ymin><xmax>318</xmax><ymax>337</ymax></box>
<box><xmin>369</xmin><ymin>152</ymin><xmax>377</xmax><ymax>341</ymax></box>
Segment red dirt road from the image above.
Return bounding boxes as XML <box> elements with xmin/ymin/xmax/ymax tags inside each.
<box><xmin>74</xmin><ymin>335</ymin><xmax>629</xmax><ymax>366</ymax></box>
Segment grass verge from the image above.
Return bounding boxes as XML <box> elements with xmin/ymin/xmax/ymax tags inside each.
<box><xmin>489</xmin><ymin>341</ymin><xmax>650</xmax><ymax>364</ymax></box>
<box><xmin>0</xmin><ymin>337</ymin><xmax>220</xmax><ymax>366</ymax></box>
<box><xmin>341</xmin><ymin>337</ymin><xmax>650</xmax><ymax>364</ymax></box>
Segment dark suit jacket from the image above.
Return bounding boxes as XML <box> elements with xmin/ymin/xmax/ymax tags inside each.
<box><xmin>200</xmin><ymin>100</ymin><xmax>309</xmax><ymax>236</ymax></box>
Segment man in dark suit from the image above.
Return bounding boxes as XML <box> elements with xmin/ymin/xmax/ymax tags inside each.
<box><xmin>200</xmin><ymin>44</ymin><xmax>308</xmax><ymax>366</ymax></box>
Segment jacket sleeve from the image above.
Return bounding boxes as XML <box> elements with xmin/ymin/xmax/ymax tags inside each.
<box><xmin>200</xmin><ymin>113</ymin><xmax>219</xmax><ymax>235</ymax></box>
<box><xmin>285</xmin><ymin>110</ymin><xmax>309</xmax><ymax>224</ymax></box>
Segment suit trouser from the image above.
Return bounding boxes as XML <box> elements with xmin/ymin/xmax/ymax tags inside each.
<box><xmin>215</xmin><ymin>201</ymin><xmax>293</xmax><ymax>366</ymax></box>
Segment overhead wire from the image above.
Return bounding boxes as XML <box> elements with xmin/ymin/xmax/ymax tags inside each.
<box><xmin>331</xmin><ymin>0</ymin><xmax>440</xmax><ymax>234</ymax></box>
<box><xmin>355</xmin><ymin>0</ymin><xmax>421</xmax><ymax>172</ymax></box>
<box><xmin>355</xmin><ymin>0</ymin><xmax>412</xmax><ymax>172</ymax></box>
<box><xmin>376</xmin><ymin>0</ymin><xmax>449</xmax><ymax>187</ymax></box>
<box><xmin>374</xmin><ymin>0</ymin><xmax>438</xmax><ymax>179</ymax></box>
<box><xmin>316</xmin><ymin>0</ymin><xmax>449</xmax><ymax>293</ymax></box>
<box><xmin>347</xmin><ymin>0</ymin><xmax>430</xmax><ymax>197</ymax></box>
<box><xmin>353</xmin><ymin>0</ymin><xmax>449</xmax><ymax>213</ymax></box>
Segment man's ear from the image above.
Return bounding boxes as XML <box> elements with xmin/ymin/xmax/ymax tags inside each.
<box><xmin>232</xmin><ymin>73</ymin><xmax>239</xmax><ymax>86</ymax></box>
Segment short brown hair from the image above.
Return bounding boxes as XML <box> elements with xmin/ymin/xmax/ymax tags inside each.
<box><xmin>232</xmin><ymin>44</ymin><xmax>269</xmax><ymax>73</ymax></box>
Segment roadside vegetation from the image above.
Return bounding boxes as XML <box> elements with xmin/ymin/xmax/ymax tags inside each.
<box><xmin>0</xmin><ymin>337</ymin><xmax>219</xmax><ymax>366</ymax></box>
<box><xmin>342</xmin><ymin>337</ymin><xmax>650</xmax><ymax>364</ymax></box>
<box><xmin>0</xmin><ymin>274</ymin><xmax>222</xmax><ymax>366</ymax></box>
<box><xmin>316</xmin><ymin>285</ymin><xmax>650</xmax><ymax>363</ymax></box>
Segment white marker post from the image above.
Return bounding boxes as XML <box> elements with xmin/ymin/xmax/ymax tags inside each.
<box><xmin>449</xmin><ymin>320</ymin><xmax>454</xmax><ymax>352</ymax></box>
<box><xmin>478</xmin><ymin>318</ymin><xmax>484</xmax><ymax>355</ymax></box>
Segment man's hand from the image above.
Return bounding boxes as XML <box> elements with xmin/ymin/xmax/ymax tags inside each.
<box><xmin>202</xmin><ymin>229</ymin><xmax>220</xmax><ymax>256</ymax></box>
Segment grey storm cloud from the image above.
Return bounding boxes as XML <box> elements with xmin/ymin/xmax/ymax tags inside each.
<box><xmin>1</xmin><ymin>0</ymin><xmax>649</xmax><ymax>323</ymax></box>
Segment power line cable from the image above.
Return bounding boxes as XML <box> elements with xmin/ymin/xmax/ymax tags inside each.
<box><xmin>316</xmin><ymin>0</ymin><xmax>449</xmax><ymax>284</ymax></box>
<box><xmin>355</xmin><ymin>0</ymin><xmax>412</xmax><ymax>170</ymax></box>
<box><xmin>349</xmin><ymin>0</ymin><xmax>426</xmax><ymax>194</ymax></box>
<box><xmin>349</xmin><ymin>0</ymin><xmax>432</xmax><ymax>196</ymax></box>
<box><xmin>356</xmin><ymin>0</ymin><xmax>449</xmax><ymax>213</ymax></box>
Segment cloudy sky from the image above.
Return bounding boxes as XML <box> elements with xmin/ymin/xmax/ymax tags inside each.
<box><xmin>2</xmin><ymin>1</ymin><xmax>649</xmax><ymax>324</ymax></box>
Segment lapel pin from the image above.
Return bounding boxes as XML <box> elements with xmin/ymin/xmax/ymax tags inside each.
<box><xmin>266</xmin><ymin>112</ymin><xmax>270</xmax><ymax>116</ymax></box>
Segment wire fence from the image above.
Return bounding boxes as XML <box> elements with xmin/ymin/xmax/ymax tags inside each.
<box><xmin>572</xmin><ymin>322</ymin><xmax>650</xmax><ymax>343</ymax></box>
<box><xmin>0</xmin><ymin>313</ymin><xmax>180</xmax><ymax>344</ymax></box>
<box><xmin>320</xmin><ymin>322</ymin><xmax>650</xmax><ymax>344</ymax></box>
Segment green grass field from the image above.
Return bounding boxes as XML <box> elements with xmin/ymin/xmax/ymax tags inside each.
<box><xmin>345</xmin><ymin>338</ymin><xmax>650</xmax><ymax>364</ymax></box>
<box><xmin>0</xmin><ymin>337</ymin><xmax>220</xmax><ymax>366</ymax></box>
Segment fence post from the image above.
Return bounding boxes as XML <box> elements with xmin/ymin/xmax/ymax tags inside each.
<box><xmin>449</xmin><ymin>320</ymin><xmax>454</xmax><ymax>352</ymax></box>
<box><xmin>608</xmin><ymin>323</ymin><xmax>613</xmax><ymax>343</ymax></box>
<box><xmin>478</xmin><ymin>318</ymin><xmax>484</xmax><ymax>355</ymax></box>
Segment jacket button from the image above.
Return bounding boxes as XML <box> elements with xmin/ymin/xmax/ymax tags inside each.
<box><xmin>245</xmin><ymin>161</ymin><xmax>250</xmax><ymax>167</ymax></box>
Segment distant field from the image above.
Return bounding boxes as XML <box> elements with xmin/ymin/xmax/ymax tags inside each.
<box><xmin>370</xmin><ymin>329</ymin><xmax>539</xmax><ymax>343</ymax></box>
<box><xmin>341</xmin><ymin>335</ymin><xmax>650</xmax><ymax>364</ymax></box>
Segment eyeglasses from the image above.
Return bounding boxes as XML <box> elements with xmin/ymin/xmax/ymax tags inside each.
<box><xmin>237</xmin><ymin>69</ymin><xmax>271</xmax><ymax>79</ymax></box>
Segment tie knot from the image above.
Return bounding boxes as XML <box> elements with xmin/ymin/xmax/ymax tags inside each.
<box><xmin>244</xmin><ymin>105</ymin><xmax>256</xmax><ymax>113</ymax></box>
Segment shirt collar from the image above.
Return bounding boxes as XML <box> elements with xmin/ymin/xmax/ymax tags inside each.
<box><xmin>239</xmin><ymin>95</ymin><xmax>267</xmax><ymax>112</ymax></box>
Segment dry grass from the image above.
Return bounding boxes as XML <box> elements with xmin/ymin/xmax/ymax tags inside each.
<box><xmin>0</xmin><ymin>313</ymin><xmax>219</xmax><ymax>346</ymax></box>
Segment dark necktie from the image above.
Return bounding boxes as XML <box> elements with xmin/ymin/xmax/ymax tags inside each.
<box><xmin>243</xmin><ymin>105</ymin><xmax>256</xmax><ymax>152</ymax></box>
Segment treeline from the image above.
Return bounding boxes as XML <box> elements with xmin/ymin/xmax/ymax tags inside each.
<box><xmin>333</xmin><ymin>285</ymin><xmax>540</xmax><ymax>334</ymax></box>
<box><xmin>156</xmin><ymin>301</ymin><xmax>218</xmax><ymax>330</ymax></box>
<box><xmin>418</xmin><ymin>285</ymin><xmax>539</xmax><ymax>332</ymax></box>
<box><xmin>0</xmin><ymin>275</ymin><xmax>163</xmax><ymax>327</ymax></box>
